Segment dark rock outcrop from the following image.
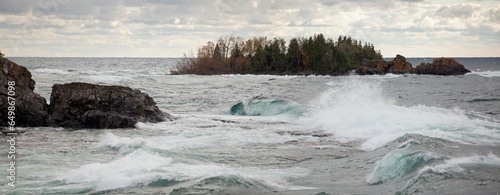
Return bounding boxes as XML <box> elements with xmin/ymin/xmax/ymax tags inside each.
<box><xmin>1</xmin><ymin>59</ymin><xmax>49</xmax><ymax>126</ymax></box>
<box><xmin>355</xmin><ymin>66</ymin><xmax>380</xmax><ymax>75</ymax></box>
<box><xmin>49</xmin><ymin>82</ymin><xmax>169</xmax><ymax>129</ymax></box>
<box><xmin>355</xmin><ymin>59</ymin><xmax>384</xmax><ymax>75</ymax></box>
<box><xmin>376</xmin><ymin>54</ymin><xmax>413</xmax><ymax>74</ymax></box>
<box><xmin>414</xmin><ymin>58</ymin><xmax>470</xmax><ymax>75</ymax></box>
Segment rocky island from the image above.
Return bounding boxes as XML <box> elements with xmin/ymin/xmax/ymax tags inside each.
<box><xmin>173</xmin><ymin>34</ymin><xmax>470</xmax><ymax>76</ymax></box>
<box><xmin>0</xmin><ymin>40</ymin><xmax>470</xmax><ymax>129</ymax></box>
<box><xmin>357</xmin><ymin>54</ymin><xmax>471</xmax><ymax>76</ymax></box>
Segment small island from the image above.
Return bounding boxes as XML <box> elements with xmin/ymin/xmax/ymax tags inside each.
<box><xmin>172</xmin><ymin>34</ymin><xmax>470</xmax><ymax>76</ymax></box>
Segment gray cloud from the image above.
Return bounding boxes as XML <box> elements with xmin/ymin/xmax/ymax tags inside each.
<box><xmin>487</xmin><ymin>6</ymin><xmax>500</xmax><ymax>23</ymax></box>
<box><xmin>436</xmin><ymin>4</ymin><xmax>479</xmax><ymax>18</ymax></box>
<box><xmin>0</xmin><ymin>0</ymin><xmax>38</xmax><ymax>14</ymax></box>
<box><xmin>0</xmin><ymin>0</ymin><xmax>498</xmax><ymax>57</ymax></box>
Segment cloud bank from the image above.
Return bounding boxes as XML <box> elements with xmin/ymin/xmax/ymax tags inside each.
<box><xmin>0</xmin><ymin>0</ymin><xmax>498</xmax><ymax>57</ymax></box>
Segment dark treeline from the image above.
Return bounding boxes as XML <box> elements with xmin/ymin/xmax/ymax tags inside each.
<box><xmin>0</xmin><ymin>50</ymin><xmax>4</xmax><ymax>62</ymax></box>
<box><xmin>172</xmin><ymin>34</ymin><xmax>383</xmax><ymax>75</ymax></box>
<box><xmin>0</xmin><ymin>50</ymin><xmax>5</xmax><ymax>69</ymax></box>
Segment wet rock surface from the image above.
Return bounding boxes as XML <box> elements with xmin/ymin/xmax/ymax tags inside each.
<box><xmin>415</xmin><ymin>57</ymin><xmax>471</xmax><ymax>75</ymax></box>
<box><xmin>49</xmin><ymin>82</ymin><xmax>169</xmax><ymax>129</ymax></box>
<box><xmin>0</xmin><ymin>59</ymin><xmax>49</xmax><ymax>127</ymax></box>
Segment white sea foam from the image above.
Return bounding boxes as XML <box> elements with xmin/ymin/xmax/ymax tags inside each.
<box><xmin>85</xmin><ymin>75</ymin><xmax>134</xmax><ymax>83</ymax></box>
<box><xmin>352</xmin><ymin>73</ymin><xmax>402</xmax><ymax>79</ymax></box>
<box><xmin>299</xmin><ymin>77</ymin><xmax>500</xmax><ymax>150</ymax></box>
<box><xmin>401</xmin><ymin>153</ymin><xmax>500</xmax><ymax>191</ymax></box>
<box><xmin>34</xmin><ymin>68</ymin><xmax>73</xmax><ymax>75</ymax></box>
<box><xmin>414</xmin><ymin>153</ymin><xmax>500</xmax><ymax>178</ymax></box>
<box><xmin>59</xmin><ymin>149</ymin><xmax>310</xmax><ymax>192</ymax></box>
<box><xmin>98</xmin><ymin>133</ymin><xmax>145</xmax><ymax>152</ymax></box>
<box><xmin>467</xmin><ymin>71</ymin><xmax>500</xmax><ymax>77</ymax></box>
<box><xmin>101</xmin><ymin>115</ymin><xmax>303</xmax><ymax>151</ymax></box>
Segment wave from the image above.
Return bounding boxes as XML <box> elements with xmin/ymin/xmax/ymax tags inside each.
<box><xmin>109</xmin><ymin>117</ymin><xmax>300</xmax><ymax>151</ymax></box>
<box><xmin>34</xmin><ymin>68</ymin><xmax>74</xmax><ymax>75</ymax></box>
<box><xmin>399</xmin><ymin>153</ymin><xmax>500</xmax><ymax>194</ymax></box>
<box><xmin>466</xmin><ymin>98</ymin><xmax>500</xmax><ymax>103</ymax></box>
<box><xmin>98</xmin><ymin>133</ymin><xmax>145</xmax><ymax>152</ymax></box>
<box><xmin>299</xmin><ymin>76</ymin><xmax>500</xmax><ymax>150</ymax></box>
<box><xmin>229</xmin><ymin>96</ymin><xmax>305</xmax><ymax>116</ymax></box>
<box><xmin>85</xmin><ymin>75</ymin><xmax>134</xmax><ymax>83</ymax></box>
<box><xmin>366</xmin><ymin>149</ymin><xmax>444</xmax><ymax>185</ymax></box>
<box><xmin>467</xmin><ymin>71</ymin><xmax>500</xmax><ymax>77</ymax></box>
<box><xmin>57</xmin><ymin>149</ymin><xmax>310</xmax><ymax>193</ymax></box>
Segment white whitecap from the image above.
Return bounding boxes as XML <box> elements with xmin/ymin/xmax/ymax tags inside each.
<box><xmin>299</xmin><ymin>76</ymin><xmax>500</xmax><ymax>151</ymax></box>
<box><xmin>85</xmin><ymin>75</ymin><xmax>134</xmax><ymax>83</ymax></box>
<box><xmin>98</xmin><ymin>132</ymin><xmax>145</xmax><ymax>152</ymax></box>
<box><xmin>34</xmin><ymin>68</ymin><xmax>73</xmax><ymax>75</ymax></box>
<box><xmin>467</xmin><ymin>71</ymin><xmax>500</xmax><ymax>77</ymax></box>
<box><xmin>58</xmin><ymin>149</ymin><xmax>311</xmax><ymax>192</ymax></box>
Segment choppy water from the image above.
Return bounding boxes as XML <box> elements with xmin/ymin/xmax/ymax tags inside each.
<box><xmin>1</xmin><ymin>57</ymin><xmax>500</xmax><ymax>194</ymax></box>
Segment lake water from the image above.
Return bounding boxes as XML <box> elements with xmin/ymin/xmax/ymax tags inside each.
<box><xmin>1</xmin><ymin>57</ymin><xmax>500</xmax><ymax>194</ymax></box>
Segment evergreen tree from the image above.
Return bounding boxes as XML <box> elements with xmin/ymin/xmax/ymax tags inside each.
<box><xmin>213</xmin><ymin>44</ymin><xmax>222</xmax><ymax>62</ymax></box>
<box><xmin>286</xmin><ymin>38</ymin><xmax>301</xmax><ymax>73</ymax></box>
<box><xmin>174</xmin><ymin>34</ymin><xmax>383</xmax><ymax>75</ymax></box>
<box><xmin>0</xmin><ymin>50</ymin><xmax>4</xmax><ymax>67</ymax></box>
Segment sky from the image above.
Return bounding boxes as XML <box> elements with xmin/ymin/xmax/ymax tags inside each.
<box><xmin>0</xmin><ymin>0</ymin><xmax>499</xmax><ymax>57</ymax></box>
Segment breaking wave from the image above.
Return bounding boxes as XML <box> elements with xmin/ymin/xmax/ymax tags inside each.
<box><xmin>229</xmin><ymin>96</ymin><xmax>305</xmax><ymax>116</ymax></box>
<box><xmin>299</xmin><ymin>77</ymin><xmax>500</xmax><ymax>150</ymax></box>
<box><xmin>57</xmin><ymin>150</ymin><xmax>310</xmax><ymax>193</ymax></box>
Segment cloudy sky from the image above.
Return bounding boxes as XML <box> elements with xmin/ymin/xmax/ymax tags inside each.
<box><xmin>0</xmin><ymin>0</ymin><xmax>499</xmax><ymax>57</ymax></box>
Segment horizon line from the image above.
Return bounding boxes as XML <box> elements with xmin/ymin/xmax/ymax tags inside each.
<box><xmin>7</xmin><ymin>56</ymin><xmax>500</xmax><ymax>58</ymax></box>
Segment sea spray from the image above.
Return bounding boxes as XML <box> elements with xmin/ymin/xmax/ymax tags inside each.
<box><xmin>299</xmin><ymin>76</ymin><xmax>500</xmax><ymax>150</ymax></box>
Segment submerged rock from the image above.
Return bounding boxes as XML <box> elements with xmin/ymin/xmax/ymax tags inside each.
<box><xmin>414</xmin><ymin>57</ymin><xmax>470</xmax><ymax>75</ymax></box>
<box><xmin>49</xmin><ymin>82</ymin><xmax>169</xmax><ymax>129</ymax></box>
<box><xmin>0</xmin><ymin>59</ymin><xmax>49</xmax><ymax>126</ymax></box>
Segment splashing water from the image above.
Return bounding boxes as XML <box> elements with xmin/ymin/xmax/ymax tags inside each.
<box><xmin>299</xmin><ymin>77</ymin><xmax>500</xmax><ymax>150</ymax></box>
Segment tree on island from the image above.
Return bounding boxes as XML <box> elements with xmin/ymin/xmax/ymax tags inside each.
<box><xmin>0</xmin><ymin>50</ymin><xmax>5</xmax><ymax>69</ymax></box>
<box><xmin>172</xmin><ymin>34</ymin><xmax>383</xmax><ymax>75</ymax></box>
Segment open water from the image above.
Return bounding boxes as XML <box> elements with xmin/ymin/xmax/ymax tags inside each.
<box><xmin>1</xmin><ymin>57</ymin><xmax>499</xmax><ymax>194</ymax></box>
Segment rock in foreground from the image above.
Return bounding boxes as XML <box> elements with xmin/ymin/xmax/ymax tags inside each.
<box><xmin>414</xmin><ymin>58</ymin><xmax>470</xmax><ymax>75</ymax></box>
<box><xmin>49</xmin><ymin>82</ymin><xmax>168</xmax><ymax>129</ymax></box>
<box><xmin>1</xmin><ymin>59</ymin><xmax>49</xmax><ymax>126</ymax></box>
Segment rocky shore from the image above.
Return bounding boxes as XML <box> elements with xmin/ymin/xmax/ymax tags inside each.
<box><xmin>1</xmin><ymin>58</ymin><xmax>169</xmax><ymax>129</ymax></box>
<box><xmin>1</xmin><ymin>59</ymin><xmax>49</xmax><ymax>127</ymax></box>
<box><xmin>49</xmin><ymin>82</ymin><xmax>170</xmax><ymax>129</ymax></box>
